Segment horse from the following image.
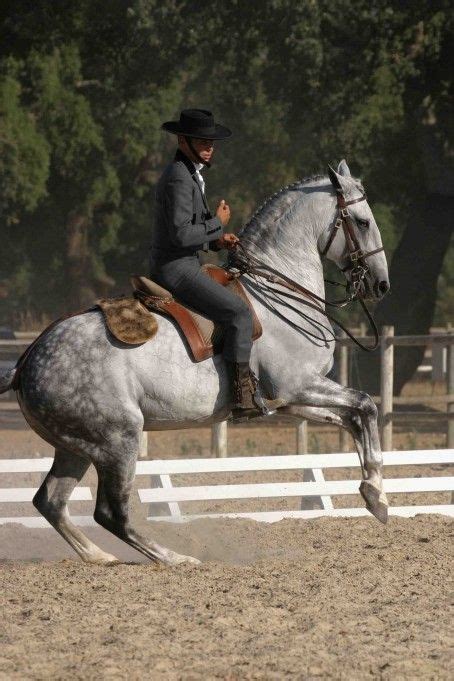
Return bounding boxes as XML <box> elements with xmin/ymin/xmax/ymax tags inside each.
<box><xmin>0</xmin><ymin>159</ymin><xmax>390</xmax><ymax>565</ymax></box>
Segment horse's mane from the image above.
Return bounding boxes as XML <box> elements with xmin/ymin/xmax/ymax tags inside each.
<box><xmin>240</xmin><ymin>172</ymin><xmax>364</xmax><ymax>241</ymax></box>
<box><xmin>239</xmin><ymin>174</ymin><xmax>328</xmax><ymax>238</ymax></box>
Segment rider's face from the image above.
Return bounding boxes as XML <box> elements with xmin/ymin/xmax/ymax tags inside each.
<box><xmin>179</xmin><ymin>136</ymin><xmax>214</xmax><ymax>163</ymax></box>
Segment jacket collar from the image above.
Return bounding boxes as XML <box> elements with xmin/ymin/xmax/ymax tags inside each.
<box><xmin>174</xmin><ymin>148</ymin><xmax>196</xmax><ymax>175</ymax></box>
<box><xmin>174</xmin><ymin>149</ymin><xmax>209</xmax><ymax>210</ymax></box>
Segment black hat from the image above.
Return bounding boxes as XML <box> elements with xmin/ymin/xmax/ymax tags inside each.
<box><xmin>162</xmin><ymin>109</ymin><xmax>232</xmax><ymax>140</ymax></box>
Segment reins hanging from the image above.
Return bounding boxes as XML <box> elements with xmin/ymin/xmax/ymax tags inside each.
<box><xmin>229</xmin><ymin>185</ymin><xmax>384</xmax><ymax>352</ymax></box>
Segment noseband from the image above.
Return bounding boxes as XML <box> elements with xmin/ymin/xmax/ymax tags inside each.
<box><xmin>321</xmin><ymin>191</ymin><xmax>384</xmax><ymax>296</ymax></box>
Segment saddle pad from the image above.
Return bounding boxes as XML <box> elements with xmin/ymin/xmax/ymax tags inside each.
<box><xmin>134</xmin><ymin>265</ymin><xmax>262</xmax><ymax>362</ymax></box>
<box><xmin>97</xmin><ymin>296</ymin><xmax>158</xmax><ymax>345</ymax></box>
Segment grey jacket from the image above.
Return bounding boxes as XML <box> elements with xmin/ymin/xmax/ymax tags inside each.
<box><xmin>150</xmin><ymin>149</ymin><xmax>223</xmax><ymax>263</ymax></box>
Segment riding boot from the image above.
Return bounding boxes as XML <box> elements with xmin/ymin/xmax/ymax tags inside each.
<box><xmin>228</xmin><ymin>361</ymin><xmax>283</xmax><ymax>422</ymax></box>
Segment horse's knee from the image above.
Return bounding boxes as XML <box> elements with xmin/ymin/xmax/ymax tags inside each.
<box><xmin>358</xmin><ymin>392</ymin><xmax>378</xmax><ymax>419</ymax></box>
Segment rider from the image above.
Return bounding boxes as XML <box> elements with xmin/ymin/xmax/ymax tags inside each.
<box><xmin>150</xmin><ymin>108</ymin><xmax>281</xmax><ymax>420</ymax></box>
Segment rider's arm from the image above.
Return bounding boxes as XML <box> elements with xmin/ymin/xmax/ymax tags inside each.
<box><xmin>164</xmin><ymin>168</ymin><xmax>223</xmax><ymax>249</ymax></box>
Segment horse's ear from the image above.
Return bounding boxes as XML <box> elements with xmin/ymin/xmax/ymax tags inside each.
<box><xmin>328</xmin><ymin>165</ymin><xmax>342</xmax><ymax>190</ymax></box>
<box><xmin>337</xmin><ymin>159</ymin><xmax>351</xmax><ymax>177</ymax></box>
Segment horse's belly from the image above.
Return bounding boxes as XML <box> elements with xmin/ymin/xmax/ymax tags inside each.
<box><xmin>134</xmin><ymin>318</ymin><xmax>230</xmax><ymax>422</ymax></box>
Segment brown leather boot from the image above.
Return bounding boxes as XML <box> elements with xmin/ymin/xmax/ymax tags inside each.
<box><xmin>229</xmin><ymin>362</ymin><xmax>283</xmax><ymax>422</ymax></box>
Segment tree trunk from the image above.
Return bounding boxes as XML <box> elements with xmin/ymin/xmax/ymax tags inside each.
<box><xmin>66</xmin><ymin>211</ymin><xmax>96</xmax><ymax>310</ymax></box>
<box><xmin>355</xmin><ymin>193</ymin><xmax>453</xmax><ymax>395</ymax></box>
<box><xmin>355</xmin><ymin>110</ymin><xmax>454</xmax><ymax>395</ymax></box>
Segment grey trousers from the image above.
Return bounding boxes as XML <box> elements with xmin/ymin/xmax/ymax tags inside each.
<box><xmin>150</xmin><ymin>255</ymin><xmax>253</xmax><ymax>363</ymax></box>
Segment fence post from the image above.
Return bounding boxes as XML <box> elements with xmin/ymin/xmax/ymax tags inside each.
<box><xmin>211</xmin><ymin>421</ymin><xmax>228</xmax><ymax>458</ymax></box>
<box><xmin>339</xmin><ymin>333</ymin><xmax>350</xmax><ymax>452</ymax></box>
<box><xmin>296</xmin><ymin>420</ymin><xmax>308</xmax><ymax>454</ymax></box>
<box><xmin>447</xmin><ymin>332</ymin><xmax>454</xmax><ymax>449</ymax></box>
<box><xmin>139</xmin><ymin>431</ymin><xmax>148</xmax><ymax>459</ymax></box>
<box><xmin>380</xmin><ymin>325</ymin><xmax>394</xmax><ymax>451</ymax></box>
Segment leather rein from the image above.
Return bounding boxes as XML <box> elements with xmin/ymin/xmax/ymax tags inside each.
<box><xmin>230</xmin><ymin>190</ymin><xmax>384</xmax><ymax>352</ymax></box>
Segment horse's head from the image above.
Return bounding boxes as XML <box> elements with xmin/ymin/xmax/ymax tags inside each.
<box><xmin>320</xmin><ymin>160</ymin><xmax>390</xmax><ymax>301</ymax></box>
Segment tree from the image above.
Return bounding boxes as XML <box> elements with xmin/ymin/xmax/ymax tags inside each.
<box><xmin>0</xmin><ymin>0</ymin><xmax>451</xmax><ymax>385</ymax></box>
<box><xmin>0</xmin><ymin>0</ymin><xmax>185</xmax><ymax>313</ymax></box>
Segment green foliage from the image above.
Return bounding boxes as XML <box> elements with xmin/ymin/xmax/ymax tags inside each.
<box><xmin>0</xmin><ymin>0</ymin><xmax>452</xmax><ymax>324</ymax></box>
<box><xmin>0</xmin><ymin>69</ymin><xmax>49</xmax><ymax>221</ymax></box>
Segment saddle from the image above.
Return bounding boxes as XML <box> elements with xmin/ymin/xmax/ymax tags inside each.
<box><xmin>97</xmin><ymin>265</ymin><xmax>262</xmax><ymax>362</ymax></box>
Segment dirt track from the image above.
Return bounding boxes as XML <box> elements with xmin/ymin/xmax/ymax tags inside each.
<box><xmin>1</xmin><ymin>406</ymin><xmax>452</xmax><ymax>678</ymax></box>
<box><xmin>1</xmin><ymin>515</ymin><xmax>452</xmax><ymax>679</ymax></box>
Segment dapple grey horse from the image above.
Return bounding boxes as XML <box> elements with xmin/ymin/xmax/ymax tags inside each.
<box><xmin>0</xmin><ymin>160</ymin><xmax>390</xmax><ymax>565</ymax></box>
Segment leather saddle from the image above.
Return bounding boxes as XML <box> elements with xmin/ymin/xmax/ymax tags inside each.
<box><xmin>97</xmin><ymin>265</ymin><xmax>262</xmax><ymax>362</ymax></box>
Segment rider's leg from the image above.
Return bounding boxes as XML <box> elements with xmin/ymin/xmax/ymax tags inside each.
<box><xmin>153</xmin><ymin>258</ymin><xmax>253</xmax><ymax>360</ymax></box>
<box><xmin>153</xmin><ymin>259</ymin><xmax>280</xmax><ymax>418</ymax></box>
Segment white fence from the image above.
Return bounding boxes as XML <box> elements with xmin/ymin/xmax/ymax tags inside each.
<box><xmin>1</xmin><ymin>449</ymin><xmax>452</xmax><ymax>527</ymax></box>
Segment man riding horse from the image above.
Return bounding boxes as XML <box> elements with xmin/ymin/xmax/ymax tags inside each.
<box><xmin>150</xmin><ymin>108</ymin><xmax>281</xmax><ymax>420</ymax></box>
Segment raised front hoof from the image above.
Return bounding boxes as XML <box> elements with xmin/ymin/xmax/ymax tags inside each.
<box><xmin>359</xmin><ymin>480</ymin><xmax>389</xmax><ymax>525</ymax></box>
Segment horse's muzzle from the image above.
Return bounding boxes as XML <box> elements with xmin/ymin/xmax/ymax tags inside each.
<box><xmin>373</xmin><ymin>279</ymin><xmax>390</xmax><ymax>300</ymax></box>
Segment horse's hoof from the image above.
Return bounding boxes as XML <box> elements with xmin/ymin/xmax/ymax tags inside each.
<box><xmin>84</xmin><ymin>553</ymin><xmax>121</xmax><ymax>566</ymax></box>
<box><xmin>359</xmin><ymin>480</ymin><xmax>389</xmax><ymax>524</ymax></box>
<box><xmin>166</xmin><ymin>551</ymin><xmax>201</xmax><ymax>566</ymax></box>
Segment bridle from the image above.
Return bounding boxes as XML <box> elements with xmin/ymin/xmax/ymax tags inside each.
<box><xmin>229</xmin><ymin>188</ymin><xmax>385</xmax><ymax>352</ymax></box>
<box><xmin>321</xmin><ymin>190</ymin><xmax>384</xmax><ymax>299</ymax></box>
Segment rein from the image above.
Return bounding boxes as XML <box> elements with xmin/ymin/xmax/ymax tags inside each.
<box><xmin>231</xmin><ymin>190</ymin><xmax>384</xmax><ymax>351</ymax></box>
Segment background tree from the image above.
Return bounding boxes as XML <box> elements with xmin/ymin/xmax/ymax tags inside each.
<box><xmin>0</xmin><ymin>0</ymin><xmax>452</xmax><ymax>396</ymax></box>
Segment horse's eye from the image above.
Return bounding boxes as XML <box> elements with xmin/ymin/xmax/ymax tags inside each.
<box><xmin>357</xmin><ymin>218</ymin><xmax>369</xmax><ymax>229</ymax></box>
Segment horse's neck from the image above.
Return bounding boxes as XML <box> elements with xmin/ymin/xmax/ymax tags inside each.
<box><xmin>241</xmin><ymin>195</ymin><xmax>329</xmax><ymax>298</ymax></box>
<box><xmin>240</xmin><ymin>189</ymin><xmax>336</xmax><ymax>366</ymax></box>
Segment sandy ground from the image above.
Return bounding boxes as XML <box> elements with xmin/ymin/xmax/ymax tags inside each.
<box><xmin>1</xmin><ymin>405</ymin><xmax>453</xmax><ymax>679</ymax></box>
<box><xmin>1</xmin><ymin>516</ymin><xmax>453</xmax><ymax>680</ymax></box>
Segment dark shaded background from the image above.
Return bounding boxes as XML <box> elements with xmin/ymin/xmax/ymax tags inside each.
<box><xmin>0</xmin><ymin>0</ymin><xmax>452</xmax><ymax>392</ymax></box>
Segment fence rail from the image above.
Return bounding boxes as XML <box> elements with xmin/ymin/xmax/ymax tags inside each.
<box><xmin>1</xmin><ymin>449</ymin><xmax>452</xmax><ymax>527</ymax></box>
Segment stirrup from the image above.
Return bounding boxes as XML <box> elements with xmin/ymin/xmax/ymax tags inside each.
<box><xmin>253</xmin><ymin>389</ymin><xmax>277</xmax><ymax>417</ymax></box>
<box><xmin>249</xmin><ymin>369</ymin><xmax>278</xmax><ymax>416</ymax></box>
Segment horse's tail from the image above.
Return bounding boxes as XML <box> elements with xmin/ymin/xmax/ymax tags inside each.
<box><xmin>0</xmin><ymin>366</ymin><xmax>17</xmax><ymax>394</ymax></box>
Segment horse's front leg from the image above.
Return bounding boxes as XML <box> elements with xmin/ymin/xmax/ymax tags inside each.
<box><xmin>282</xmin><ymin>404</ymin><xmax>366</xmax><ymax>472</ymax></box>
<box><xmin>293</xmin><ymin>376</ymin><xmax>388</xmax><ymax>523</ymax></box>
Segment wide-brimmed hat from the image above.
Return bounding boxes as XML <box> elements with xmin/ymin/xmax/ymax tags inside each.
<box><xmin>162</xmin><ymin>109</ymin><xmax>232</xmax><ymax>140</ymax></box>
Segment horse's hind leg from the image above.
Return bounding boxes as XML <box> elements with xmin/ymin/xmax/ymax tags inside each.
<box><xmin>33</xmin><ymin>448</ymin><xmax>119</xmax><ymax>564</ymax></box>
<box><xmin>93</xmin><ymin>454</ymin><xmax>200</xmax><ymax>566</ymax></box>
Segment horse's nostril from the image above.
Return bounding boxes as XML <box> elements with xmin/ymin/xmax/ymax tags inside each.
<box><xmin>378</xmin><ymin>281</ymin><xmax>390</xmax><ymax>294</ymax></box>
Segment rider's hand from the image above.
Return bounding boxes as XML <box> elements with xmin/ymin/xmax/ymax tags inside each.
<box><xmin>216</xmin><ymin>199</ymin><xmax>231</xmax><ymax>227</ymax></box>
<box><xmin>216</xmin><ymin>233</ymin><xmax>240</xmax><ymax>250</ymax></box>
